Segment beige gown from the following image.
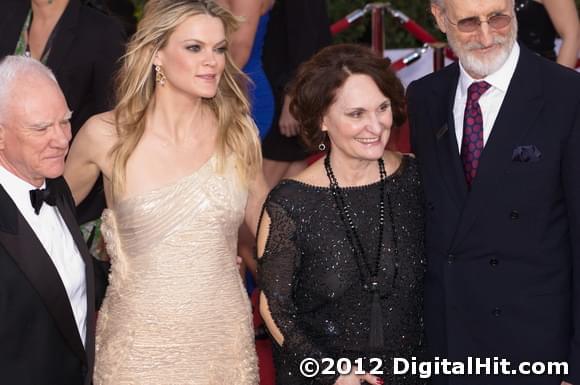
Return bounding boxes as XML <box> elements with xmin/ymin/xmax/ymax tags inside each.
<box><xmin>94</xmin><ymin>155</ymin><xmax>259</xmax><ymax>385</ymax></box>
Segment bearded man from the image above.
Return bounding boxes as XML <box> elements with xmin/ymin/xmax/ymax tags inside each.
<box><xmin>406</xmin><ymin>0</ymin><xmax>580</xmax><ymax>384</ymax></box>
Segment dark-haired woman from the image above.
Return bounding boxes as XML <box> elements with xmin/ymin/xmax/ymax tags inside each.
<box><xmin>257</xmin><ymin>44</ymin><xmax>426</xmax><ymax>385</ymax></box>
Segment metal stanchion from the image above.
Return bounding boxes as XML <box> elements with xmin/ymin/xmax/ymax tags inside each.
<box><xmin>430</xmin><ymin>42</ymin><xmax>446</xmax><ymax>72</ymax></box>
<box><xmin>371</xmin><ymin>5</ymin><xmax>385</xmax><ymax>56</ymax></box>
<box><xmin>330</xmin><ymin>7</ymin><xmax>368</xmax><ymax>36</ymax></box>
<box><xmin>390</xmin><ymin>44</ymin><xmax>429</xmax><ymax>71</ymax></box>
<box><xmin>332</xmin><ymin>2</ymin><xmax>466</xmax><ymax>72</ymax></box>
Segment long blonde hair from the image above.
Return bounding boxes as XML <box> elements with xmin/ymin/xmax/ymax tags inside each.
<box><xmin>110</xmin><ymin>0</ymin><xmax>261</xmax><ymax>199</ymax></box>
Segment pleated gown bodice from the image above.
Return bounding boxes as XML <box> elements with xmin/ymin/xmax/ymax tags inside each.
<box><xmin>94</xmin><ymin>155</ymin><xmax>258</xmax><ymax>385</ymax></box>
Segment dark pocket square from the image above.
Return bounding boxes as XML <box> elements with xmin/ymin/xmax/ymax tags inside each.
<box><xmin>512</xmin><ymin>145</ymin><xmax>542</xmax><ymax>162</ymax></box>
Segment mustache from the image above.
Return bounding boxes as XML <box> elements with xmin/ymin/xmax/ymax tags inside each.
<box><xmin>464</xmin><ymin>35</ymin><xmax>509</xmax><ymax>50</ymax></box>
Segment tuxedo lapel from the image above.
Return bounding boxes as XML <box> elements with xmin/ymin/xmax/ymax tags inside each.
<box><xmin>431</xmin><ymin>64</ymin><xmax>468</xmax><ymax>208</ymax></box>
<box><xmin>0</xmin><ymin>185</ymin><xmax>87</xmax><ymax>363</ymax></box>
<box><xmin>451</xmin><ymin>48</ymin><xmax>544</xmax><ymax>249</ymax></box>
<box><xmin>0</xmin><ymin>186</ymin><xmax>19</xmax><ymax>235</ymax></box>
<box><xmin>49</xmin><ymin>178</ymin><xmax>96</xmax><ymax>368</ymax></box>
<box><xmin>45</xmin><ymin>0</ymin><xmax>80</xmax><ymax>74</ymax></box>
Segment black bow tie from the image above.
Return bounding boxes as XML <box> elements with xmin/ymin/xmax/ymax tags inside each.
<box><xmin>29</xmin><ymin>187</ymin><xmax>56</xmax><ymax>215</ymax></box>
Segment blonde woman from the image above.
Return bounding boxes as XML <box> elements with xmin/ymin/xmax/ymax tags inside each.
<box><xmin>64</xmin><ymin>0</ymin><xmax>265</xmax><ymax>383</ymax></box>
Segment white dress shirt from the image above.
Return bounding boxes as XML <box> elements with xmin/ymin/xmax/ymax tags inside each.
<box><xmin>0</xmin><ymin>166</ymin><xmax>87</xmax><ymax>346</ymax></box>
<box><xmin>453</xmin><ymin>43</ymin><xmax>521</xmax><ymax>152</ymax></box>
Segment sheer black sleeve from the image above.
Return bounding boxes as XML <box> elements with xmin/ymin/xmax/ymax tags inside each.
<box><xmin>257</xmin><ymin>194</ymin><xmax>338</xmax><ymax>385</ymax></box>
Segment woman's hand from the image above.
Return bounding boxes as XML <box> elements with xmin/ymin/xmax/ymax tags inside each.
<box><xmin>279</xmin><ymin>94</ymin><xmax>300</xmax><ymax>137</ymax></box>
<box><xmin>334</xmin><ymin>372</ymin><xmax>383</xmax><ymax>385</ymax></box>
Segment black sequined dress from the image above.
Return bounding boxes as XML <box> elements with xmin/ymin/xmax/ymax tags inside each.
<box><xmin>515</xmin><ymin>0</ymin><xmax>557</xmax><ymax>61</ymax></box>
<box><xmin>258</xmin><ymin>155</ymin><xmax>426</xmax><ymax>385</ymax></box>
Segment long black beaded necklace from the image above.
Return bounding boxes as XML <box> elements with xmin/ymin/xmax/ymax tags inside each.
<box><xmin>324</xmin><ymin>153</ymin><xmax>399</xmax><ymax>351</ymax></box>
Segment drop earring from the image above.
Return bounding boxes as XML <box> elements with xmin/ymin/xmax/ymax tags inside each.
<box><xmin>318</xmin><ymin>132</ymin><xmax>327</xmax><ymax>151</ymax></box>
<box><xmin>154</xmin><ymin>65</ymin><xmax>166</xmax><ymax>86</ymax></box>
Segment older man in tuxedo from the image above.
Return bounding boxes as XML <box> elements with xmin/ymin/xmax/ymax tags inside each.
<box><xmin>0</xmin><ymin>55</ymin><xmax>95</xmax><ymax>385</ymax></box>
<box><xmin>407</xmin><ymin>0</ymin><xmax>580</xmax><ymax>384</ymax></box>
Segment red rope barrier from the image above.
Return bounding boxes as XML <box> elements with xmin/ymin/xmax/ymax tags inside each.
<box><xmin>383</xmin><ymin>4</ymin><xmax>438</xmax><ymax>44</ymax></box>
<box><xmin>400</xmin><ymin>20</ymin><xmax>438</xmax><ymax>44</ymax></box>
<box><xmin>332</xmin><ymin>2</ymin><xmax>580</xmax><ymax>69</ymax></box>
<box><xmin>330</xmin><ymin>7</ymin><xmax>368</xmax><ymax>36</ymax></box>
<box><xmin>330</xmin><ymin>18</ymin><xmax>351</xmax><ymax>36</ymax></box>
<box><xmin>331</xmin><ymin>2</ymin><xmax>453</xmax><ymax>64</ymax></box>
<box><xmin>389</xmin><ymin>45</ymin><xmax>428</xmax><ymax>71</ymax></box>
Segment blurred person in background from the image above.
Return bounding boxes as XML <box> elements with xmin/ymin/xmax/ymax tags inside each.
<box><xmin>217</xmin><ymin>0</ymin><xmax>275</xmax><ymax>140</ymax></box>
<box><xmin>0</xmin><ymin>0</ymin><xmax>126</xmax><ymax>253</ymax></box>
<box><xmin>217</xmin><ymin>0</ymin><xmax>275</xmax><ymax>289</ymax></box>
<box><xmin>261</xmin><ymin>0</ymin><xmax>332</xmax><ymax>189</ymax></box>
<box><xmin>515</xmin><ymin>0</ymin><xmax>579</xmax><ymax>68</ymax></box>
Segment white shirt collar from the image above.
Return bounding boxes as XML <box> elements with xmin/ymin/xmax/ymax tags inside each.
<box><xmin>458</xmin><ymin>42</ymin><xmax>520</xmax><ymax>95</ymax></box>
<box><xmin>0</xmin><ymin>165</ymin><xmax>46</xmax><ymax>213</ymax></box>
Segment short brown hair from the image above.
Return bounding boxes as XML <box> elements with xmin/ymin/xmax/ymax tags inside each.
<box><xmin>289</xmin><ymin>44</ymin><xmax>406</xmax><ymax>152</ymax></box>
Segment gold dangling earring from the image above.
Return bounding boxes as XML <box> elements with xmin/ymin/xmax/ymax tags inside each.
<box><xmin>155</xmin><ymin>65</ymin><xmax>166</xmax><ymax>86</ymax></box>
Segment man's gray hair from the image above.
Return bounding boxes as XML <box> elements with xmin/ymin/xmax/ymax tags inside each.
<box><xmin>0</xmin><ymin>56</ymin><xmax>58</xmax><ymax>123</ymax></box>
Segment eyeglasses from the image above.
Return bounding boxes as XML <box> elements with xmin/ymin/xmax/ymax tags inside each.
<box><xmin>445</xmin><ymin>14</ymin><xmax>512</xmax><ymax>33</ymax></box>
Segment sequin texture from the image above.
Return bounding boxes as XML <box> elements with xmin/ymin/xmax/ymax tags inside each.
<box><xmin>258</xmin><ymin>155</ymin><xmax>427</xmax><ymax>385</ymax></box>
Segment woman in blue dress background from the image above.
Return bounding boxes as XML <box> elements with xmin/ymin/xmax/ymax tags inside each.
<box><xmin>217</xmin><ymin>0</ymin><xmax>276</xmax><ymax>297</ymax></box>
<box><xmin>218</xmin><ymin>0</ymin><xmax>275</xmax><ymax>140</ymax></box>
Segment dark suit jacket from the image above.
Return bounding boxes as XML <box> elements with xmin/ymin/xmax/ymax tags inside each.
<box><xmin>407</xmin><ymin>46</ymin><xmax>580</xmax><ymax>385</ymax></box>
<box><xmin>0</xmin><ymin>0</ymin><xmax>125</xmax><ymax>224</ymax></box>
<box><xmin>0</xmin><ymin>177</ymin><xmax>96</xmax><ymax>385</ymax></box>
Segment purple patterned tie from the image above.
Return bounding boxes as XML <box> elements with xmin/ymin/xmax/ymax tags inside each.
<box><xmin>461</xmin><ymin>81</ymin><xmax>491</xmax><ymax>187</ymax></box>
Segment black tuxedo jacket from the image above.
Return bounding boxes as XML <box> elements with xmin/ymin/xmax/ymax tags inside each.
<box><xmin>0</xmin><ymin>0</ymin><xmax>125</xmax><ymax>224</ymax></box>
<box><xmin>0</xmin><ymin>177</ymin><xmax>96</xmax><ymax>385</ymax></box>
<box><xmin>407</xmin><ymin>46</ymin><xmax>580</xmax><ymax>385</ymax></box>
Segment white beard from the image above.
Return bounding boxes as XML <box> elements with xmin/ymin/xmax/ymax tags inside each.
<box><xmin>447</xmin><ymin>22</ymin><xmax>518</xmax><ymax>78</ymax></box>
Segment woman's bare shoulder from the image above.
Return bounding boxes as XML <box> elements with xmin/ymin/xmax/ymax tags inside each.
<box><xmin>75</xmin><ymin>111</ymin><xmax>118</xmax><ymax>149</ymax></box>
<box><xmin>287</xmin><ymin>157</ymin><xmax>327</xmax><ymax>186</ymax></box>
<box><xmin>82</xmin><ymin>111</ymin><xmax>117</xmax><ymax>136</ymax></box>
